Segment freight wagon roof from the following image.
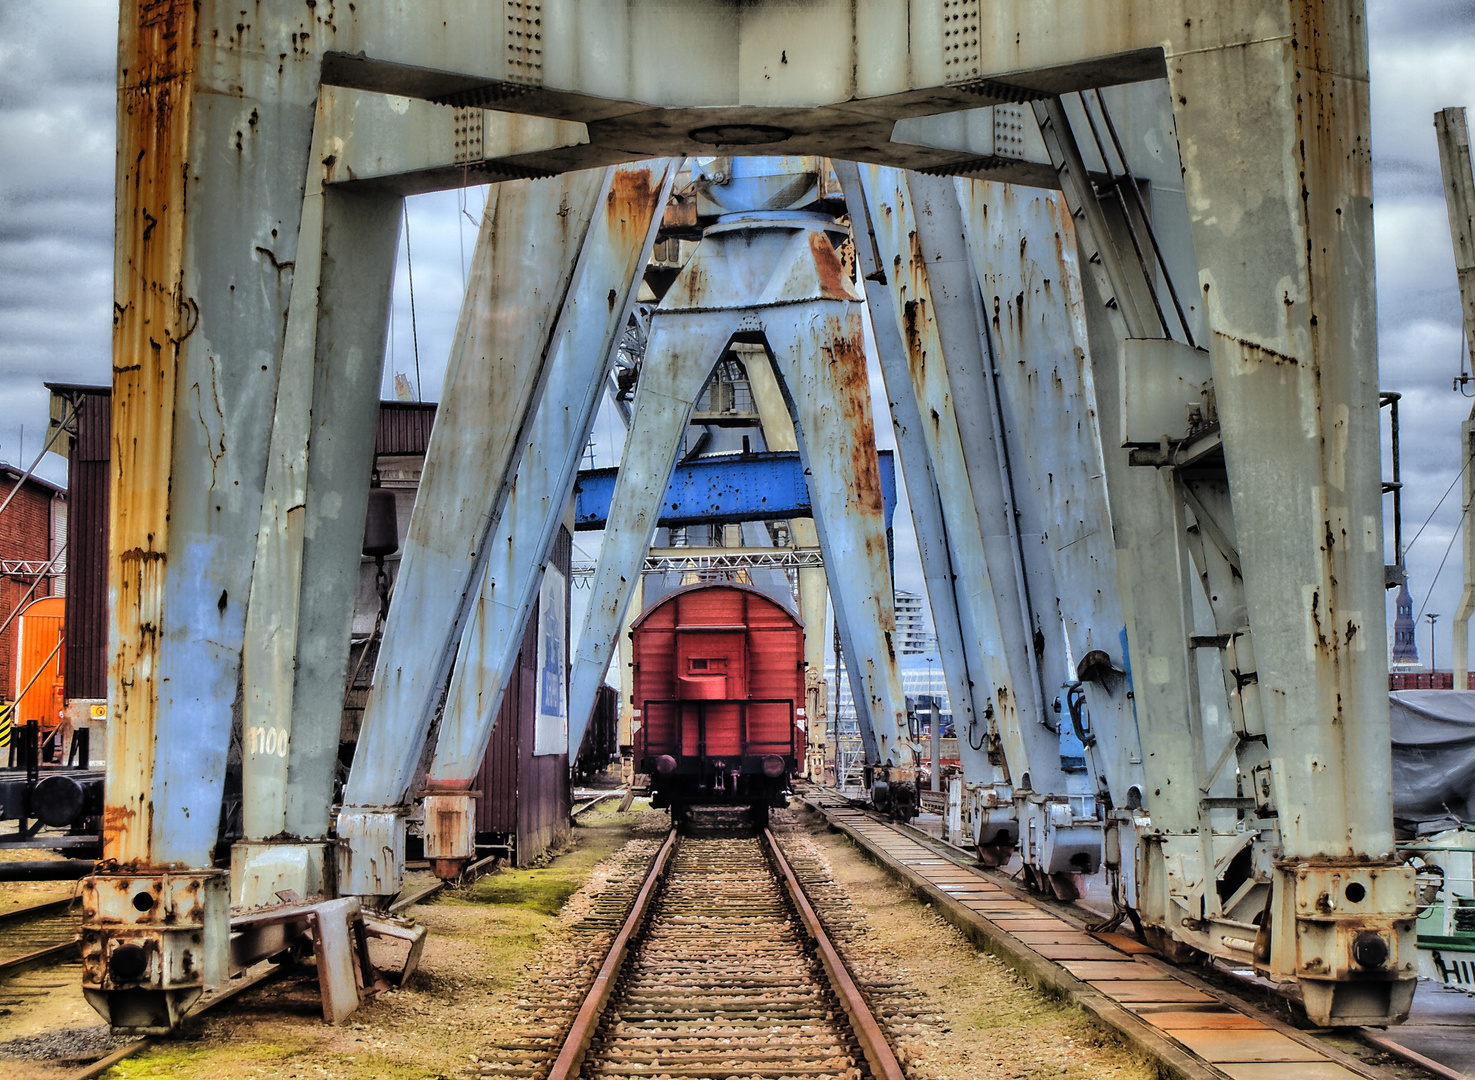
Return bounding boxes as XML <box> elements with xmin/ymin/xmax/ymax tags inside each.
<box><xmin>629</xmin><ymin>580</ymin><xmax>805</xmax><ymax>632</ymax></box>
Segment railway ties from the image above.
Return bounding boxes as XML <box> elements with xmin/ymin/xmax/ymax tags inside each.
<box><xmin>539</xmin><ymin>826</ymin><xmax>905</xmax><ymax>1080</ymax></box>
<box><xmin>592</xmin><ymin>836</ymin><xmax>859</xmax><ymax>1079</ymax></box>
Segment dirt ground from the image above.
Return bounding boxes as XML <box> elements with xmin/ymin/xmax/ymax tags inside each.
<box><xmin>0</xmin><ymin>803</ymin><xmax>1158</xmax><ymax>1080</ymax></box>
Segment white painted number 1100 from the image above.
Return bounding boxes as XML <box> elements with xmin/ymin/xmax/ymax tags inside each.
<box><xmin>248</xmin><ymin>726</ymin><xmax>289</xmax><ymax>757</ymax></box>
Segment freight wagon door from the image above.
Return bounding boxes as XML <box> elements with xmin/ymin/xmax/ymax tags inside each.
<box><xmin>677</xmin><ymin>629</ymin><xmax>745</xmax><ymax>757</ymax></box>
<box><xmin>14</xmin><ymin>596</ymin><xmax>64</xmax><ymax>728</ymax></box>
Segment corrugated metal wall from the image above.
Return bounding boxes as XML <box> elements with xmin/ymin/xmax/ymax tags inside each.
<box><xmin>63</xmin><ymin>389</ymin><xmax>110</xmax><ymax>701</ymax></box>
<box><xmin>375</xmin><ymin>402</ymin><xmax>437</xmax><ymax>455</ymax></box>
<box><xmin>471</xmin><ymin>526</ymin><xmax>573</xmax><ymax>864</ymax></box>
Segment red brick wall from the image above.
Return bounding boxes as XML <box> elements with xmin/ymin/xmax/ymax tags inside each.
<box><xmin>1389</xmin><ymin>671</ymin><xmax>1455</xmax><ymax>691</ymax></box>
<box><xmin>1</xmin><ymin>479</ymin><xmax>58</xmax><ymax>701</ymax></box>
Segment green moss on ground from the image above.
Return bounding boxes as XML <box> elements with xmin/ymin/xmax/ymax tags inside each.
<box><xmin>99</xmin><ymin>804</ymin><xmax>663</xmax><ymax>1080</ymax></box>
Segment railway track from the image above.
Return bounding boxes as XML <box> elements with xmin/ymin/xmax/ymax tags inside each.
<box><xmin>802</xmin><ymin>792</ymin><xmax>1472</xmax><ymax>1080</ymax></box>
<box><xmin>0</xmin><ymin>896</ymin><xmax>79</xmax><ymax>979</ymax></box>
<box><xmin>533</xmin><ymin>822</ymin><xmax>903</xmax><ymax>1080</ymax></box>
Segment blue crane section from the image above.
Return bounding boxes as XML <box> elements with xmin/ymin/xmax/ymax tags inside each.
<box><xmin>572</xmin><ymin>450</ymin><xmax>896</xmax><ymax>532</ymax></box>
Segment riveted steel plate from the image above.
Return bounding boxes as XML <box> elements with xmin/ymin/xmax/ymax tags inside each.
<box><xmin>1090</xmin><ymin>931</ymin><xmax>1156</xmax><ymax>955</ymax></box>
<box><xmin>1011</xmin><ymin>931</ymin><xmax>1099</xmax><ymax>944</ymax></box>
<box><xmin>1215</xmin><ymin>1065</ymin><xmax>1365</xmax><ymax>1080</ymax></box>
<box><xmin>1033</xmin><ymin>944</ymin><xmax>1126</xmax><ymax>961</ymax></box>
<box><xmin>985</xmin><ymin>918</ymin><xmax>1075</xmax><ymax>931</ymax></box>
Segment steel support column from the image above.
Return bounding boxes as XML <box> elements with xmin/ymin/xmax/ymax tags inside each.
<box><xmin>839</xmin><ymin>162</ymin><xmax>1011</xmax><ymax>846</ymax></box>
<box><xmin>235</xmin><ymin>93</ymin><xmax>402</xmax><ymax>906</ymax></box>
<box><xmin>848</xmin><ymin>163</ymin><xmax>1087</xmax><ymax>867</ymax></box>
<box><xmin>419</xmin><ymin>160</ymin><xmax>676</xmax><ymax>880</ymax></box>
<box><xmin>1167</xmin><ymin>11</ymin><xmax>1414</xmax><ymax>1022</ymax></box>
<box><xmin>955</xmin><ymin>176</ymin><xmax>1150</xmax><ymax>882</ymax></box>
<box><xmin>85</xmin><ymin>1</ymin><xmax>324</xmax><ymax>1031</ymax></box>
<box><xmin>566</xmin><ymin>214</ymin><xmax>913</xmax><ymax>811</ymax></box>
<box><xmin>740</xmin><ymin>342</ymin><xmax>830</xmax><ymax>773</ymax></box>
<box><xmin>338</xmin><ymin>168</ymin><xmax>615</xmax><ymax>901</ymax></box>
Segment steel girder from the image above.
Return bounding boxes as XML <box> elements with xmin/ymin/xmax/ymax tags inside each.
<box><xmin>566</xmin><ymin>213</ymin><xmax>915</xmax><ymax>810</ymax></box>
<box><xmin>740</xmin><ymin>343</ymin><xmax>831</xmax><ymax>769</ymax></box>
<box><xmin>336</xmin><ymin>165</ymin><xmax>673</xmax><ymax>899</ymax></box>
<box><xmin>844</xmin><ymin>162</ymin><xmax>1049</xmax><ymax>856</ymax></box>
<box><xmin>1435</xmin><ymin>110</ymin><xmax>1475</xmax><ymax>690</ymax></box>
<box><xmin>99</xmin><ymin>0</ymin><xmax>1409</xmax><ymax>1030</ymax></box>
<box><xmin>1030</xmin><ymin>70</ymin><xmax>1414</xmax><ymax>1021</ymax></box>
<box><xmin>412</xmin><ymin>160</ymin><xmax>677</xmax><ymax>883</ymax></box>
<box><xmin>849</xmin><ymin>163</ymin><xmax>1130</xmax><ymax>897</ymax></box>
<box><xmin>952</xmin><ymin>176</ymin><xmax>1149</xmax><ymax>840</ymax></box>
<box><xmin>235</xmin><ymin>91</ymin><xmax>403</xmax><ymax>908</ymax></box>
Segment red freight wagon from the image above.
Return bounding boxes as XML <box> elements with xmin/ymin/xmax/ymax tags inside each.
<box><xmin>631</xmin><ymin>583</ymin><xmax>805</xmax><ymax>825</ymax></box>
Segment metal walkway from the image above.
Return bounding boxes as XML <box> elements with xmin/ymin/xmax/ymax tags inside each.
<box><xmin>803</xmin><ymin>795</ymin><xmax>1404</xmax><ymax>1080</ymax></box>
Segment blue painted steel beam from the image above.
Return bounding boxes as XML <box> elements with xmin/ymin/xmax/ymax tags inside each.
<box><xmin>573</xmin><ymin>450</ymin><xmax>895</xmax><ymax>532</ymax></box>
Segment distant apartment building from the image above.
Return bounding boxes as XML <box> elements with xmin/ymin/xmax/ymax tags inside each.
<box><xmin>893</xmin><ymin>589</ymin><xmax>935</xmax><ymax>656</ymax></box>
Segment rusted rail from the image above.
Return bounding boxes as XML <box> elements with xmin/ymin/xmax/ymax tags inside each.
<box><xmin>545</xmin><ymin>826</ymin><xmax>678</xmax><ymax>1080</ymax></box>
<box><xmin>762</xmin><ymin>826</ymin><xmax>907</xmax><ymax>1080</ymax></box>
<box><xmin>546</xmin><ymin>823</ymin><xmax>904</xmax><ymax>1080</ymax></box>
<box><xmin>63</xmin><ymin>961</ymin><xmax>288</xmax><ymax>1080</ymax></box>
<box><xmin>0</xmin><ymin>896</ymin><xmax>78</xmax><ymax>979</ymax></box>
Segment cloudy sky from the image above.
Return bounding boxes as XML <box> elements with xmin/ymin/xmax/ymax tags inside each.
<box><xmin>1</xmin><ymin>2</ymin><xmax>1473</xmax><ymax>663</ymax></box>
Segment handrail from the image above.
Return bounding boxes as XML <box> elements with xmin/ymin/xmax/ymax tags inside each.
<box><xmin>0</xmin><ymin>541</ymin><xmax>69</xmax><ymax>641</ymax></box>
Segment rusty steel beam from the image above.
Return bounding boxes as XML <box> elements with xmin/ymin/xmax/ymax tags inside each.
<box><xmin>566</xmin><ymin>207</ymin><xmax>913</xmax><ymax>808</ymax></box>
<box><xmin>839</xmin><ymin>160</ymin><xmax>1019</xmax><ymax>840</ymax></box>
<box><xmin>954</xmin><ymin>176</ymin><xmax>1148</xmax><ymax>834</ymax></box>
<box><xmin>235</xmin><ymin>89</ymin><xmax>403</xmax><ymax>905</ymax></box>
<box><xmin>420</xmin><ymin>159</ymin><xmax>677</xmax><ymax>880</ymax></box>
<box><xmin>337</xmin><ymin>167</ymin><xmax>617</xmax><ymax>900</ymax></box>
<box><xmin>1435</xmin><ymin>109</ymin><xmax>1475</xmax><ymax>690</ymax></box>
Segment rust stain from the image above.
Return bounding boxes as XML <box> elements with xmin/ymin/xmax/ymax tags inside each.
<box><xmin>107</xmin><ymin>0</ymin><xmax>198</xmax><ymax>867</ymax></box>
<box><xmin>820</xmin><ymin>316</ymin><xmax>887</xmax><ymax>524</ymax></box>
<box><xmin>808</xmin><ymin>231</ymin><xmax>849</xmax><ymax>299</ymax></box>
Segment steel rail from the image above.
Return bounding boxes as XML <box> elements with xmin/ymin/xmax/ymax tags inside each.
<box><xmin>0</xmin><ymin>938</ymin><xmax>80</xmax><ymax>979</ymax></box>
<box><xmin>815</xmin><ymin>794</ymin><xmax>1451</xmax><ymax>1080</ymax></box>
<box><xmin>0</xmin><ymin>896</ymin><xmax>80</xmax><ymax>980</ymax></box>
<box><xmin>1358</xmin><ymin>1028</ymin><xmax>1474</xmax><ymax>1080</ymax></box>
<box><xmin>761</xmin><ymin>826</ymin><xmax>908</xmax><ymax>1080</ymax></box>
<box><xmin>63</xmin><ymin>961</ymin><xmax>288</xmax><ymax>1080</ymax></box>
<box><xmin>0</xmin><ymin>895</ymin><xmax>73</xmax><ymax>926</ymax></box>
<box><xmin>545</xmin><ymin>826</ymin><xmax>679</xmax><ymax>1080</ymax></box>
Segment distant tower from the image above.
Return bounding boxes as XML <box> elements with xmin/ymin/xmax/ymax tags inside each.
<box><xmin>1391</xmin><ymin>582</ymin><xmax>1420</xmax><ymax>666</ymax></box>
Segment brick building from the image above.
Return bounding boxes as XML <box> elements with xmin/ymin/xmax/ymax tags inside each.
<box><xmin>0</xmin><ymin>459</ymin><xmax>67</xmax><ymax>711</ymax></box>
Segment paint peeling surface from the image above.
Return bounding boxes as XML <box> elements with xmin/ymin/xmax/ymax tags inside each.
<box><xmin>108</xmin><ymin>0</ymin><xmax>322</xmax><ymax>868</ymax></box>
<box><xmin>569</xmin><ymin>215</ymin><xmax>908</xmax><ymax>772</ymax></box>
<box><xmin>341</xmin><ymin>168</ymin><xmax>611</xmax><ymax>817</ymax></box>
<box><xmin>1169</xmin><ymin>3</ymin><xmax>1392</xmax><ymax>859</ymax></box>
<box><xmin>431</xmin><ymin>161</ymin><xmax>675</xmax><ymax>786</ymax></box>
<box><xmin>954</xmin><ymin>177</ymin><xmax>1147</xmax><ymax>810</ymax></box>
<box><xmin>851</xmin><ymin>163</ymin><xmax>1064</xmax><ymax>797</ymax></box>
